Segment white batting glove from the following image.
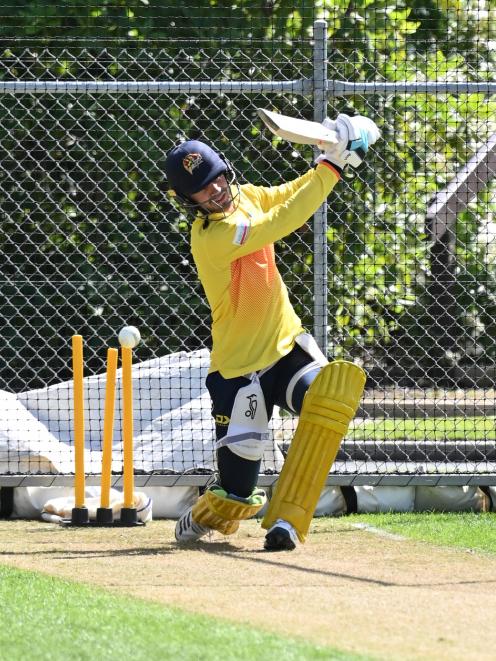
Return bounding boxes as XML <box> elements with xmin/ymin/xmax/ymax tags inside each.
<box><xmin>316</xmin><ymin>114</ymin><xmax>380</xmax><ymax>170</ymax></box>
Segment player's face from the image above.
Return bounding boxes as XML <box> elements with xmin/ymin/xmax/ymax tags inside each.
<box><xmin>190</xmin><ymin>174</ymin><xmax>235</xmax><ymax>214</ymax></box>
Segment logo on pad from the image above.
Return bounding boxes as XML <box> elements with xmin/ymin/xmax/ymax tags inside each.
<box><xmin>183</xmin><ymin>153</ymin><xmax>203</xmax><ymax>175</ymax></box>
<box><xmin>245</xmin><ymin>394</ymin><xmax>258</xmax><ymax>420</ymax></box>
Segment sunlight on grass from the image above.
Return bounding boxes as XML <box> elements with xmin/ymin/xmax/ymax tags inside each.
<box><xmin>351</xmin><ymin>416</ymin><xmax>496</xmax><ymax>441</ymax></box>
<box><xmin>0</xmin><ymin>564</ymin><xmax>371</xmax><ymax>661</ymax></box>
<box><xmin>344</xmin><ymin>512</ymin><xmax>496</xmax><ymax>554</ymax></box>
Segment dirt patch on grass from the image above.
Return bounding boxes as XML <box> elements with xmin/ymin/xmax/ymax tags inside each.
<box><xmin>1</xmin><ymin>518</ymin><xmax>496</xmax><ymax>660</ymax></box>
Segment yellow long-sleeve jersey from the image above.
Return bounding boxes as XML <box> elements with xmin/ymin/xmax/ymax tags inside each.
<box><xmin>190</xmin><ymin>162</ymin><xmax>340</xmax><ymax>378</ymax></box>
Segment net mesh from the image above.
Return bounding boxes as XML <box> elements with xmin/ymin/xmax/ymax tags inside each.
<box><xmin>0</xmin><ymin>1</ymin><xmax>495</xmax><ymax>484</ymax></box>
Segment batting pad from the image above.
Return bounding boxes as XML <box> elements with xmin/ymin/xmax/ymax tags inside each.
<box><xmin>262</xmin><ymin>361</ymin><xmax>366</xmax><ymax>542</ymax></box>
<box><xmin>192</xmin><ymin>487</ymin><xmax>266</xmax><ymax>535</ymax></box>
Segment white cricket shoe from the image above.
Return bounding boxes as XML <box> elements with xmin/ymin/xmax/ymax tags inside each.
<box><xmin>264</xmin><ymin>518</ymin><xmax>299</xmax><ymax>551</ymax></box>
<box><xmin>175</xmin><ymin>506</ymin><xmax>211</xmax><ymax>542</ymax></box>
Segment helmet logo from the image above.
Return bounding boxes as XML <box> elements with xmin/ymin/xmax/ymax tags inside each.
<box><xmin>183</xmin><ymin>153</ymin><xmax>203</xmax><ymax>175</ymax></box>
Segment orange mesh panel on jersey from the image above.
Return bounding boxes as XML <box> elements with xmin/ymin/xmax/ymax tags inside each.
<box><xmin>230</xmin><ymin>245</ymin><xmax>277</xmax><ymax>316</ymax></box>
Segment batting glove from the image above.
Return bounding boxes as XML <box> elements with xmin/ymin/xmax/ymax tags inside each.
<box><xmin>316</xmin><ymin>114</ymin><xmax>380</xmax><ymax>170</ymax></box>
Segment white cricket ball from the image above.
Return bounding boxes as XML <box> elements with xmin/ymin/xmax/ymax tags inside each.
<box><xmin>118</xmin><ymin>325</ymin><xmax>141</xmax><ymax>349</ymax></box>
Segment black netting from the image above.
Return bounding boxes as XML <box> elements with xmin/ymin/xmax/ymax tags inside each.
<box><xmin>1</xmin><ymin>2</ymin><xmax>495</xmax><ymax>483</ymax></box>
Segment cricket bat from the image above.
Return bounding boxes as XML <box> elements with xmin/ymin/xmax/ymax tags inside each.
<box><xmin>257</xmin><ymin>108</ymin><xmax>339</xmax><ymax>147</ymax></box>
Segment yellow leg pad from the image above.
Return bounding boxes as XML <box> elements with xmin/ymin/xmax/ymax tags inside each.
<box><xmin>262</xmin><ymin>360</ymin><xmax>366</xmax><ymax>543</ymax></box>
<box><xmin>192</xmin><ymin>488</ymin><xmax>266</xmax><ymax>536</ymax></box>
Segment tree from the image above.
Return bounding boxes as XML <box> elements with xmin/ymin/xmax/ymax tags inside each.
<box><xmin>0</xmin><ymin>0</ymin><xmax>494</xmax><ymax>389</ymax></box>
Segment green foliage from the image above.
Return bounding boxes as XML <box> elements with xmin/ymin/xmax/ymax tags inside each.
<box><xmin>0</xmin><ymin>1</ymin><xmax>495</xmax><ymax>388</ymax></box>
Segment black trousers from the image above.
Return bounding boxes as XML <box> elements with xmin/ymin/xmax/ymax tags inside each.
<box><xmin>205</xmin><ymin>344</ymin><xmax>322</xmax><ymax>498</ymax></box>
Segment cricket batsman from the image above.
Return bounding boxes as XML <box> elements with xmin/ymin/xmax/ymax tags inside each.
<box><xmin>165</xmin><ymin>112</ymin><xmax>380</xmax><ymax>551</ymax></box>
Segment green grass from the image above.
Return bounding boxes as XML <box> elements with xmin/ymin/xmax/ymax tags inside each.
<box><xmin>351</xmin><ymin>416</ymin><xmax>496</xmax><ymax>441</ymax></box>
<box><xmin>343</xmin><ymin>512</ymin><xmax>496</xmax><ymax>554</ymax></box>
<box><xmin>0</xmin><ymin>564</ymin><xmax>370</xmax><ymax>661</ymax></box>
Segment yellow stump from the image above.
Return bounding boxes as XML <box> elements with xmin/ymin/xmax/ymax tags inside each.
<box><xmin>72</xmin><ymin>335</ymin><xmax>85</xmax><ymax>509</ymax></box>
<box><xmin>121</xmin><ymin>346</ymin><xmax>135</xmax><ymax>509</ymax></box>
<box><xmin>100</xmin><ymin>348</ymin><xmax>118</xmax><ymax>509</ymax></box>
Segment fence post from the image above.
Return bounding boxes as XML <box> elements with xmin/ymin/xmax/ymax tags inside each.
<box><xmin>312</xmin><ymin>19</ymin><xmax>328</xmax><ymax>354</ymax></box>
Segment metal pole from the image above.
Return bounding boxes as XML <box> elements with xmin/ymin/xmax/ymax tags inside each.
<box><xmin>313</xmin><ymin>19</ymin><xmax>328</xmax><ymax>354</ymax></box>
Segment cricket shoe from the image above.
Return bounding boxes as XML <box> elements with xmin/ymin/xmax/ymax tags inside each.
<box><xmin>175</xmin><ymin>506</ymin><xmax>211</xmax><ymax>543</ymax></box>
<box><xmin>264</xmin><ymin>519</ymin><xmax>298</xmax><ymax>551</ymax></box>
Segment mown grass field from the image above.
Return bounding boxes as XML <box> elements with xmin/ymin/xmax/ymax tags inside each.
<box><xmin>3</xmin><ymin>417</ymin><xmax>495</xmax><ymax>659</ymax></box>
<box><xmin>352</xmin><ymin>416</ymin><xmax>496</xmax><ymax>441</ymax></box>
<box><xmin>0</xmin><ymin>563</ymin><xmax>370</xmax><ymax>661</ymax></box>
<box><xmin>342</xmin><ymin>511</ymin><xmax>496</xmax><ymax>554</ymax></box>
<box><xmin>0</xmin><ymin>513</ymin><xmax>496</xmax><ymax>661</ymax></box>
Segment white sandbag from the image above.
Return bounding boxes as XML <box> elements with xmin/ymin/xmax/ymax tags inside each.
<box><xmin>356</xmin><ymin>486</ymin><xmax>415</xmax><ymax>513</ymax></box>
<box><xmin>415</xmin><ymin>486</ymin><xmax>490</xmax><ymax>512</ymax></box>
<box><xmin>252</xmin><ymin>485</ymin><xmax>344</xmax><ymax>520</ymax></box>
<box><xmin>140</xmin><ymin>486</ymin><xmax>198</xmax><ymax>518</ymax></box>
<box><xmin>260</xmin><ymin>485</ymin><xmax>346</xmax><ymax>519</ymax></box>
<box><xmin>12</xmin><ymin>485</ymin><xmax>110</xmax><ymax>519</ymax></box>
<box><xmin>315</xmin><ymin>486</ymin><xmax>347</xmax><ymax>516</ymax></box>
<box><xmin>12</xmin><ymin>486</ymin><xmax>75</xmax><ymax>518</ymax></box>
<box><xmin>41</xmin><ymin>488</ymin><xmax>152</xmax><ymax>523</ymax></box>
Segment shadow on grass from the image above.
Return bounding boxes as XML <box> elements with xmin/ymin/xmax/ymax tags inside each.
<box><xmin>4</xmin><ymin>541</ymin><xmax>495</xmax><ymax>590</ymax></box>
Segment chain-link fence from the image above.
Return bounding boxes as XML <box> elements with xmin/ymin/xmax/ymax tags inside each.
<box><xmin>1</xmin><ymin>7</ymin><xmax>496</xmax><ymax>486</ymax></box>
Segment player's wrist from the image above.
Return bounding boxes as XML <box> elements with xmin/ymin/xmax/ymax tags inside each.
<box><xmin>315</xmin><ymin>158</ymin><xmax>343</xmax><ymax>178</ymax></box>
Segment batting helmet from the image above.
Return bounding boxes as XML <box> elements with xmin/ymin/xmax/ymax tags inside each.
<box><xmin>165</xmin><ymin>140</ymin><xmax>229</xmax><ymax>199</ymax></box>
